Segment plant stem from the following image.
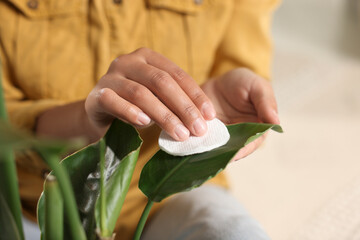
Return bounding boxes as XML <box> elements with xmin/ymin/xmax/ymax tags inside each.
<box><xmin>0</xmin><ymin>192</ymin><xmax>21</xmax><ymax>240</ymax></box>
<box><xmin>0</xmin><ymin>61</ymin><xmax>24</xmax><ymax>240</ymax></box>
<box><xmin>133</xmin><ymin>199</ymin><xmax>154</xmax><ymax>240</ymax></box>
<box><xmin>99</xmin><ymin>138</ymin><xmax>109</xmax><ymax>236</ymax></box>
<box><xmin>44</xmin><ymin>175</ymin><xmax>63</xmax><ymax>240</ymax></box>
<box><xmin>41</xmin><ymin>152</ymin><xmax>86</xmax><ymax>240</ymax></box>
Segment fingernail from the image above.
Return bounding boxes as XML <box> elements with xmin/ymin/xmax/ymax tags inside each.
<box><xmin>193</xmin><ymin>118</ymin><xmax>207</xmax><ymax>136</ymax></box>
<box><xmin>235</xmin><ymin>147</ymin><xmax>248</xmax><ymax>160</ymax></box>
<box><xmin>137</xmin><ymin>112</ymin><xmax>151</xmax><ymax>125</ymax></box>
<box><xmin>201</xmin><ymin>102</ymin><xmax>216</xmax><ymax>119</ymax></box>
<box><xmin>174</xmin><ymin>124</ymin><xmax>190</xmax><ymax>141</ymax></box>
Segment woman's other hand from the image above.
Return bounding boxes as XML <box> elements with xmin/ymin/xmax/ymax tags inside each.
<box><xmin>201</xmin><ymin>68</ymin><xmax>280</xmax><ymax>161</ymax></box>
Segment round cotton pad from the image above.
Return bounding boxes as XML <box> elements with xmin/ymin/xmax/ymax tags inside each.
<box><xmin>158</xmin><ymin>118</ymin><xmax>230</xmax><ymax>156</ymax></box>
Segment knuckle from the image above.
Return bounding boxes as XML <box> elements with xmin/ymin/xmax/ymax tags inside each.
<box><xmin>113</xmin><ymin>53</ymin><xmax>140</xmax><ymax>68</ymax></box>
<box><xmin>161</xmin><ymin>112</ymin><xmax>176</xmax><ymax>127</ymax></box>
<box><xmin>191</xmin><ymin>90</ymin><xmax>205</xmax><ymax>103</ymax></box>
<box><xmin>121</xmin><ymin>104</ymin><xmax>135</xmax><ymax>117</ymax></box>
<box><xmin>110</xmin><ymin>56</ymin><xmax>128</xmax><ymax>72</ymax></box>
<box><xmin>236</xmin><ymin>67</ymin><xmax>248</xmax><ymax>72</ymax></box>
<box><xmin>238</xmin><ymin>88</ymin><xmax>250</xmax><ymax>100</ymax></box>
<box><xmin>133</xmin><ymin>47</ymin><xmax>151</xmax><ymax>56</ymax></box>
<box><xmin>172</xmin><ymin>68</ymin><xmax>188</xmax><ymax>82</ymax></box>
<box><xmin>234</xmin><ymin>67</ymin><xmax>250</xmax><ymax>75</ymax></box>
<box><xmin>96</xmin><ymin>88</ymin><xmax>112</xmax><ymax>108</ymax></box>
<box><xmin>113</xmin><ymin>55</ymin><xmax>125</xmax><ymax>65</ymax></box>
<box><xmin>183</xmin><ymin>104</ymin><xmax>198</xmax><ymax>118</ymax></box>
<box><xmin>151</xmin><ymin>71</ymin><xmax>172</xmax><ymax>88</ymax></box>
<box><xmin>99</xmin><ymin>73</ymin><xmax>116</xmax><ymax>85</ymax></box>
<box><xmin>127</xmin><ymin>84</ymin><xmax>148</xmax><ymax>100</ymax></box>
<box><xmin>108</xmin><ymin>60</ymin><xmax>118</xmax><ymax>71</ymax></box>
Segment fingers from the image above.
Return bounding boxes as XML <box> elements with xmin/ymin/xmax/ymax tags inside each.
<box><xmin>86</xmin><ymin>48</ymin><xmax>216</xmax><ymax>141</ymax></box>
<box><xmin>115</xmin><ymin>48</ymin><xmax>216</xmax><ymax>139</ymax></box>
<box><xmin>250</xmin><ymin>76</ymin><xmax>280</xmax><ymax>125</ymax></box>
<box><xmin>108</xmin><ymin>78</ymin><xmax>191</xmax><ymax>141</ymax></box>
<box><xmin>87</xmin><ymin>87</ymin><xmax>151</xmax><ymax>127</ymax></box>
<box><xmin>140</xmin><ymin>49</ymin><xmax>216</xmax><ymax>120</ymax></box>
<box><xmin>231</xmin><ymin>134</ymin><xmax>267</xmax><ymax>162</ymax></box>
<box><xmin>123</xmin><ymin>62</ymin><xmax>208</xmax><ymax>138</ymax></box>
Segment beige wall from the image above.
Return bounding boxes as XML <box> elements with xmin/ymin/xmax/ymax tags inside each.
<box><xmin>227</xmin><ymin>1</ymin><xmax>360</xmax><ymax>239</ymax></box>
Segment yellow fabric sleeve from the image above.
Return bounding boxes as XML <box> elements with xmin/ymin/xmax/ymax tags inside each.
<box><xmin>210</xmin><ymin>0</ymin><xmax>280</xmax><ymax>80</ymax></box>
<box><xmin>0</xmin><ymin>49</ymin><xmax>64</xmax><ymax>131</ymax></box>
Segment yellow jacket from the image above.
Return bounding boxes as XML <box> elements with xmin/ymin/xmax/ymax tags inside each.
<box><xmin>0</xmin><ymin>0</ymin><xmax>278</xmax><ymax>239</ymax></box>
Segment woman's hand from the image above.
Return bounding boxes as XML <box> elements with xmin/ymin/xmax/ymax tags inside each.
<box><xmin>201</xmin><ymin>68</ymin><xmax>280</xmax><ymax>161</ymax></box>
<box><xmin>85</xmin><ymin>48</ymin><xmax>216</xmax><ymax>141</ymax></box>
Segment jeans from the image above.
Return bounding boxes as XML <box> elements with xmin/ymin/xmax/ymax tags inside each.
<box><xmin>141</xmin><ymin>185</ymin><xmax>271</xmax><ymax>240</ymax></box>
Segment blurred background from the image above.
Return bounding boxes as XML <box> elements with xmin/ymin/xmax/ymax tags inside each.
<box><xmin>226</xmin><ymin>0</ymin><xmax>360</xmax><ymax>239</ymax></box>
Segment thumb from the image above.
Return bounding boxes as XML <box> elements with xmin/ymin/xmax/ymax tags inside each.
<box><xmin>250</xmin><ymin>79</ymin><xmax>280</xmax><ymax>124</ymax></box>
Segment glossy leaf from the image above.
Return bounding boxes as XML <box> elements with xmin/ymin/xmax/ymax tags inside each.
<box><xmin>37</xmin><ymin>144</ymin><xmax>99</xmax><ymax>240</ymax></box>
<box><xmin>37</xmin><ymin>120</ymin><xmax>142</xmax><ymax>239</ymax></box>
<box><xmin>94</xmin><ymin>120</ymin><xmax>142</xmax><ymax>237</ymax></box>
<box><xmin>139</xmin><ymin>123</ymin><xmax>283</xmax><ymax>202</ymax></box>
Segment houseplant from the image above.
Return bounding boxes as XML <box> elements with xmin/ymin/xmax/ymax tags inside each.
<box><xmin>0</xmin><ymin>62</ymin><xmax>282</xmax><ymax>240</ymax></box>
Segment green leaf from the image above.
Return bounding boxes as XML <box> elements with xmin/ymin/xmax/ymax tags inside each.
<box><xmin>98</xmin><ymin>139</ymin><xmax>108</xmax><ymax>236</ymax></box>
<box><xmin>95</xmin><ymin>120</ymin><xmax>142</xmax><ymax>238</ymax></box>
<box><xmin>37</xmin><ymin>120</ymin><xmax>142</xmax><ymax>239</ymax></box>
<box><xmin>139</xmin><ymin>123</ymin><xmax>283</xmax><ymax>202</ymax></box>
<box><xmin>38</xmin><ymin>144</ymin><xmax>100</xmax><ymax>240</ymax></box>
<box><xmin>0</xmin><ymin>192</ymin><xmax>21</xmax><ymax>240</ymax></box>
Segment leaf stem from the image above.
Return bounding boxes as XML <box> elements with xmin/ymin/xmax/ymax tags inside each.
<box><xmin>41</xmin><ymin>152</ymin><xmax>86</xmax><ymax>240</ymax></box>
<box><xmin>0</xmin><ymin>61</ymin><xmax>24</xmax><ymax>240</ymax></box>
<box><xmin>44</xmin><ymin>175</ymin><xmax>63</xmax><ymax>240</ymax></box>
<box><xmin>133</xmin><ymin>199</ymin><xmax>154</xmax><ymax>240</ymax></box>
<box><xmin>99</xmin><ymin>138</ymin><xmax>109</xmax><ymax>236</ymax></box>
<box><xmin>0</xmin><ymin>190</ymin><xmax>21</xmax><ymax>240</ymax></box>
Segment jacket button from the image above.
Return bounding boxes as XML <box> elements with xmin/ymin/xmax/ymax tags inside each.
<box><xmin>27</xmin><ymin>0</ymin><xmax>38</xmax><ymax>9</ymax></box>
<box><xmin>194</xmin><ymin>0</ymin><xmax>203</xmax><ymax>5</ymax></box>
<box><xmin>113</xmin><ymin>0</ymin><xmax>122</xmax><ymax>4</ymax></box>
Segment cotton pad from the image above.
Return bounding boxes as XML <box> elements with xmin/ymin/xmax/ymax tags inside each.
<box><xmin>158</xmin><ymin>118</ymin><xmax>230</xmax><ymax>156</ymax></box>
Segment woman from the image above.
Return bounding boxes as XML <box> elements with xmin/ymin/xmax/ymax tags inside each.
<box><xmin>0</xmin><ymin>0</ymin><xmax>279</xmax><ymax>239</ymax></box>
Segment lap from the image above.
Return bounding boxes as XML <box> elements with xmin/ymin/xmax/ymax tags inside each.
<box><xmin>141</xmin><ymin>185</ymin><xmax>270</xmax><ymax>240</ymax></box>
